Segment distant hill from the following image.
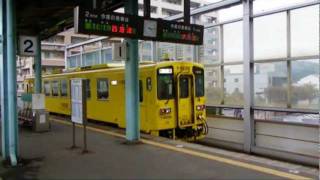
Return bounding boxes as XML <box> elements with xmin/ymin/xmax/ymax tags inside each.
<box><xmin>291</xmin><ymin>60</ymin><xmax>319</xmax><ymax>83</ymax></box>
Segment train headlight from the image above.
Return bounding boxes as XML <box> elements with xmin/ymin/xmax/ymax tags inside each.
<box><xmin>196</xmin><ymin>105</ymin><xmax>206</xmax><ymax>111</ymax></box>
<box><xmin>160</xmin><ymin>108</ymin><xmax>171</xmax><ymax>115</ymax></box>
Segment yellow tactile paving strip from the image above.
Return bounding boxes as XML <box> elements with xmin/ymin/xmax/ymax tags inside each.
<box><xmin>51</xmin><ymin>118</ymin><xmax>310</xmax><ymax>180</ymax></box>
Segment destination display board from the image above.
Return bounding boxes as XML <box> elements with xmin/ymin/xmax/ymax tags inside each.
<box><xmin>74</xmin><ymin>7</ymin><xmax>204</xmax><ymax>45</ymax></box>
<box><xmin>158</xmin><ymin>20</ymin><xmax>203</xmax><ymax>45</ymax></box>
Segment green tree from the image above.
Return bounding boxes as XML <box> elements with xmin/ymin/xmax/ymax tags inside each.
<box><xmin>292</xmin><ymin>84</ymin><xmax>317</xmax><ymax>105</ymax></box>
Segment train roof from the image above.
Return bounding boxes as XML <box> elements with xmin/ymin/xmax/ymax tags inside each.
<box><xmin>31</xmin><ymin>61</ymin><xmax>203</xmax><ymax>78</ymax></box>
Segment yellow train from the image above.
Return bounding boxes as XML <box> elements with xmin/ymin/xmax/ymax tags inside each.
<box><xmin>24</xmin><ymin>61</ymin><xmax>208</xmax><ymax>140</ymax></box>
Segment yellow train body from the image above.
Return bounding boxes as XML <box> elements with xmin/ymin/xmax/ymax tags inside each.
<box><xmin>24</xmin><ymin>61</ymin><xmax>207</xmax><ymax>140</ymax></box>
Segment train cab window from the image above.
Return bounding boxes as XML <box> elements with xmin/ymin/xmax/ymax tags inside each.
<box><xmin>60</xmin><ymin>80</ymin><xmax>68</xmax><ymax>97</ymax></box>
<box><xmin>139</xmin><ymin>80</ymin><xmax>143</xmax><ymax>102</ymax></box>
<box><xmin>193</xmin><ymin>67</ymin><xmax>205</xmax><ymax>97</ymax></box>
<box><xmin>179</xmin><ymin>76</ymin><xmax>189</xmax><ymax>98</ymax></box>
<box><xmin>97</xmin><ymin>79</ymin><xmax>109</xmax><ymax>100</ymax></box>
<box><xmin>44</xmin><ymin>81</ymin><xmax>51</xmax><ymax>96</ymax></box>
<box><xmin>85</xmin><ymin>79</ymin><xmax>91</xmax><ymax>99</ymax></box>
<box><xmin>157</xmin><ymin>67</ymin><xmax>174</xmax><ymax>100</ymax></box>
<box><xmin>52</xmin><ymin>81</ymin><xmax>59</xmax><ymax>96</ymax></box>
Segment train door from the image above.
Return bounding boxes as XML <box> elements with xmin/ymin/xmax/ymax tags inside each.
<box><xmin>139</xmin><ymin>79</ymin><xmax>147</xmax><ymax>131</ymax></box>
<box><xmin>177</xmin><ymin>74</ymin><xmax>195</xmax><ymax>127</ymax></box>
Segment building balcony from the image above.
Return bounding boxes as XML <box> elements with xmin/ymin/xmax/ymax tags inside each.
<box><xmin>42</xmin><ymin>59</ymin><xmax>65</xmax><ymax>67</ymax></box>
<box><xmin>17</xmin><ymin>76</ymin><xmax>25</xmax><ymax>82</ymax></box>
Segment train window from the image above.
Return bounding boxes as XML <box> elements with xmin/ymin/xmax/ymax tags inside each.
<box><xmin>52</xmin><ymin>81</ymin><xmax>59</xmax><ymax>96</ymax></box>
<box><xmin>157</xmin><ymin>67</ymin><xmax>174</xmax><ymax>100</ymax></box>
<box><xmin>85</xmin><ymin>79</ymin><xmax>91</xmax><ymax>98</ymax></box>
<box><xmin>60</xmin><ymin>80</ymin><xmax>68</xmax><ymax>97</ymax></box>
<box><xmin>146</xmin><ymin>77</ymin><xmax>152</xmax><ymax>91</ymax></box>
<box><xmin>193</xmin><ymin>67</ymin><xmax>204</xmax><ymax>97</ymax></box>
<box><xmin>179</xmin><ymin>76</ymin><xmax>189</xmax><ymax>98</ymax></box>
<box><xmin>139</xmin><ymin>80</ymin><xmax>143</xmax><ymax>102</ymax></box>
<box><xmin>97</xmin><ymin>79</ymin><xmax>109</xmax><ymax>100</ymax></box>
<box><xmin>44</xmin><ymin>81</ymin><xmax>51</xmax><ymax>96</ymax></box>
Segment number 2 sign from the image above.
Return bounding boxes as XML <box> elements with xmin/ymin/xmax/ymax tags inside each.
<box><xmin>19</xmin><ymin>36</ymin><xmax>38</xmax><ymax>56</ymax></box>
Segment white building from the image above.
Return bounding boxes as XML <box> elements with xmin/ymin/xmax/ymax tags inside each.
<box><xmin>295</xmin><ymin>74</ymin><xmax>320</xmax><ymax>89</ymax></box>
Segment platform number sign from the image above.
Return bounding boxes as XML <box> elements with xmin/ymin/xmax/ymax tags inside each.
<box><xmin>19</xmin><ymin>36</ymin><xmax>38</xmax><ymax>56</ymax></box>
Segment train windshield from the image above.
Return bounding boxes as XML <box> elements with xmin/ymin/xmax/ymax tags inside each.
<box><xmin>193</xmin><ymin>67</ymin><xmax>204</xmax><ymax>97</ymax></box>
<box><xmin>157</xmin><ymin>67</ymin><xmax>174</xmax><ymax>100</ymax></box>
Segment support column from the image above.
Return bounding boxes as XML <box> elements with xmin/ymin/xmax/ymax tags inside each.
<box><xmin>35</xmin><ymin>37</ymin><xmax>42</xmax><ymax>93</ymax></box>
<box><xmin>243</xmin><ymin>0</ymin><xmax>254</xmax><ymax>153</ymax></box>
<box><xmin>0</xmin><ymin>0</ymin><xmax>9</xmax><ymax>160</ymax></box>
<box><xmin>286</xmin><ymin>11</ymin><xmax>292</xmax><ymax>108</ymax></box>
<box><xmin>124</xmin><ymin>0</ymin><xmax>140</xmax><ymax>142</ymax></box>
<box><xmin>184</xmin><ymin>0</ymin><xmax>190</xmax><ymax>23</ymax></box>
<box><xmin>191</xmin><ymin>17</ymin><xmax>198</xmax><ymax>62</ymax></box>
<box><xmin>219</xmin><ymin>25</ymin><xmax>225</xmax><ymax>105</ymax></box>
<box><xmin>6</xmin><ymin>0</ymin><xmax>18</xmax><ymax>165</ymax></box>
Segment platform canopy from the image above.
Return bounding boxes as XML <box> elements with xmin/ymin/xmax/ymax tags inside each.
<box><xmin>16</xmin><ymin>0</ymin><xmax>124</xmax><ymax>39</ymax></box>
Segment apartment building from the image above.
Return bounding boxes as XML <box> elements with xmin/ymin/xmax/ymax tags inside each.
<box><xmin>16</xmin><ymin>29</ymin><xmax>94</xmax><ymax>95</ymax></box>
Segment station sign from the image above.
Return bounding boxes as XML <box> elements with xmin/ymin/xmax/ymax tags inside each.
<box><xmin>19</xmin><ymin>36</ymin><xmax>38</xmax><ymax>56</ymax></box>
<box><xmin>74</xmin><ymin>7</ymin><xmax>204</xmax><ymax>45</ymax></box>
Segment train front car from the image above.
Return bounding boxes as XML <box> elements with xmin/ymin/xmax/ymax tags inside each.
<box><xmin>155</xmin><ymin>62</ymin><xmax>208</xmax><ymax>141</ymax></box>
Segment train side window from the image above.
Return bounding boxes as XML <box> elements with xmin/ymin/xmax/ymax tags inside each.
<box><xmin>85</xmin><ymin>79</ymin><xmax>91</xmax><ymax>99</ymax></box>
<box><xmin>139</xmin><ymin>80</ymin><xmax>143</xmax><ymax>102</ymax></box>
<box><xmin>97</xmin><ymin>79</ymin><xmax>109</xmax><ymax>100</ymax></box>
<box><xmin>60</xmin><ymin>80</ymin><xmax>68</xmax><ymax>97</ymax></box>
<box><xmin>44</xmin><ymin>81</ymin><xmax>51</xmax><ymax>96</ymax></box>
<box><xmin>52</xmin><ymin>81</ymin><xmax>59</xmax><ymax>96</ymax></box>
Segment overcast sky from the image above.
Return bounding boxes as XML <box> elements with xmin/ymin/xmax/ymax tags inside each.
<box><xmin>215</xmin><ymin>0</ymin><xmax>317</xmax><ymax>21</ymax></box>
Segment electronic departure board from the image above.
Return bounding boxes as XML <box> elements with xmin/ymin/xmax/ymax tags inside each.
<box><xmin>74</xmin><ymin>7</ymin><xmax>204</xmax><ymax>45</ymax></box>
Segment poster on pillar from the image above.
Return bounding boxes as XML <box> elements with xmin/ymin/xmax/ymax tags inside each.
<box><xmin>19</xmin><ymin>36</ymin><xmax>38</xmax><ymax>56</ymax></box>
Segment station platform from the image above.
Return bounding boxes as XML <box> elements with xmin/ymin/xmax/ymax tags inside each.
<box><xmin>0</xmin><ymin>117</ymin><xmax>317</xmax><ymax>179</ymax></box>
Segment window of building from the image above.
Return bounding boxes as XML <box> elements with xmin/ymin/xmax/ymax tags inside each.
<box><xmin>162</xmin><ymin>0</ymin><xmax>182</xmax><ymax>5</ymax></box>
<box><xmin>71</xmin><ymin>36</ymin><xmax>89</xmax><ymax>44</ymax></box>
<box><xmin>162</xmin><ymin>8</ymin><xmax>181</xmax><ymax>16</ymax></box>
<box><xmin>234</xmin><ymin>78</ymin><xmax>239</xmax><ymax>83</ymax></box>
<box><xmin>43</xmin><ymin>35</ymin><xmax>64</xmax><ymax>44</ymax></box>
<box><xmin>60</xmin><ymin>80</ymin><xmax>68</xmax><ymax>97</ymax></box>
<box><xmin>52</xmin><ymin>81</ymin><xmax>59</xmax><ymax>96</ymax></box>
<box><xmin>43</xmin><ymin>51</ymin><xmax>64</xmax><ymax>59</ymax></box>
<box><xmin>97</xmin><ymin>79</ymin><xmax>109</xmax><ymax>99</ymax></box>
<box><xmin>151</xmin><ymin>6</ymin><xmax>157</xmax><ymax>14</ymax></box>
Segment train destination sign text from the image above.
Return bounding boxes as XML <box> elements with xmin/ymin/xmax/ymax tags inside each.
<box><xmin>74</xmin><ymin>7</ymin><xmax>204</xmax><ymax>45</ymax></box>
